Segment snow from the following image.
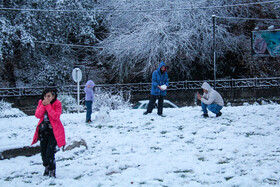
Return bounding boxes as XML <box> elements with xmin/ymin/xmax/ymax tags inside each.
<box><xmin>0</xmin><ymin>104</ymin><xmax>280</xmax><ymax>186</ymax></box>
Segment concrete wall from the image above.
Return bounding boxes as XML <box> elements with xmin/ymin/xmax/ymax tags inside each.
<box><xmin>131</xmin><ymin>87</ymin><xmax>280</xmax><ymax>107</ymax></box>
<box><xmin>2</xmin><ymin>87</ymin><xmax>280</xmax><ymax>115</ymax></box>
<box><xmin>4</xmin><ymin>96</ymin><xmax>41</xmax><ymax>115</ymax></box>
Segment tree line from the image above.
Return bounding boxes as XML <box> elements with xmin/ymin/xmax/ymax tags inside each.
<box><xmin>0</xmin><ymin>0</ymin><xmax>279</xmax><ymax>87</ymax></box>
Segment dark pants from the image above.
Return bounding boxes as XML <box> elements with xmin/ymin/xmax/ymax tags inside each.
<box><xmin>85</xmin><ymin>101</ymin><xmax>93</xmax><ymax>121</ymax></box>
<box><xmin>39</xmin><ymin>128</ymin><xmax>57</xmax><ymax>170</ymax></box>
<box><xmin>146</xmin><ymin>95</ymin><xmax>164</xmax><ymax>115</ymax></box>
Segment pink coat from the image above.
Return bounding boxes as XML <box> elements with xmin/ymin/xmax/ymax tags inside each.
<box><xmin>32</xmin><ymin>99</ymin><xmax>66</xmax><ymax>148</ymax></box>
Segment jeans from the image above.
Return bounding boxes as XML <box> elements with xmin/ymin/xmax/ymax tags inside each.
<box><xmin>146</xmin><ymin>95</ymin><xmax>164</xmax><ymax>115</ymax></box>
<box><xmin>201</xmin><ymin>102</ymin><xmax>223</xmax><ymax>114</ymax></box>
<box><xmin>85</xmin><ymin>101</ymin><xmax>93</xmax><ymax>121</ymax></box>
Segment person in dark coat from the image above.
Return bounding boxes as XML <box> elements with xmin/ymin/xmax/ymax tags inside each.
<box><xmin>143</xmin><ymin>61</ymin><xmax>169</xmax><ymax>116</ymax></box>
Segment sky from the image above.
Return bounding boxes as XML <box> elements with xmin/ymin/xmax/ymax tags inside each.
<box><xmin>0</xmin><ymin>103</ymin><xmax>280</xmax><ymax>186</ymax></box>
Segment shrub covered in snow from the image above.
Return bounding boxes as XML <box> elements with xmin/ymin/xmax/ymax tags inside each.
<box><xmin>58</xmin><ymin>94</ymin><xmax>81</xmax><ymax>113</ymax></box>
<box><xmin>93</xmin><ymin>89</ymin><xmax>131</xmax><ymax>111</ymax></box>
<box><xmin>0</xmin><ymin>100</ymin><xmax>26</xmax><ymax>118</ymax></box>
<box><xmin>58</xmin><ymin>89</ymin><xmax>131</xmax><ymax>114</ymax></box>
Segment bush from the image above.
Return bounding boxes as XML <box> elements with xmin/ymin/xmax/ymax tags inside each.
<box><xmin>58</xmin><ymin>90</ymin><xmax>131</xmax><ymax>113</ymax></box>
<box><xmin>0</xmin><ymin>100</ymin><xmax>26</xmax><ymax>118</ymax></box>
<box><xmin>58</xmin><ymin>94</ymin><xmax>82</xmax><ymax>113</ymax></box>
<box><xmin>93</xmin><ymin>89</ymin><xmax>131</xmax><ymax>111</ymax></box>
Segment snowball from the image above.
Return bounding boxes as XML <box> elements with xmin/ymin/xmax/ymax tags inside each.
<box><xmin>161</xmin><ymin>85</ymin><xmax>167</xmax><ymax>90</ymax></box>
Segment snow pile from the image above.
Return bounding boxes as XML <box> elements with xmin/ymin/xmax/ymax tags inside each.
<box><xmin>0</xmin><ymin>103</ymin><xmax>280</xmax><ymax>186</ymax></box>
<box><xmin>0</xmin><ymin>100</ymin><xmax>26</xmax><ymax>118</ymax></box>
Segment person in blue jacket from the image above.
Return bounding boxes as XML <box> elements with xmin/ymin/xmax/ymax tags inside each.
<box><xmin>143</xmin><ymin>61</ymin><xmax>169</xmax><ymax>116</ymax></box>
<box><xmin>84</xmin><ymin>80</ymin><xmax>95</xmax><ymax>123</ymax></box>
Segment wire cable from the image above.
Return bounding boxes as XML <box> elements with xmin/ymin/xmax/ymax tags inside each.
<box><xmin>0</xmin><ymin>0</ymin><xmax>279</xmax><ymax>13</ymax></box>
<box><xmin>33</xmin><ymin>40</ymin><xmax>103</xmax><ymax>49</ymax></box>
<box><xmin>216</xmin><ymin>16</ymin><xmax>280</xmax><ymax>21</ymax></box>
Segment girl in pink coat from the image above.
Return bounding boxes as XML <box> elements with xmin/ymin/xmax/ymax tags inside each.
<box><xmin>32</xmin><ymin>88</ymin><xmax>66</xmax><ymax>178</ymax></box>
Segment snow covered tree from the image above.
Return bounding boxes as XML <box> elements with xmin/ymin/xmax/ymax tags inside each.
<box><xmin>0</xmin><ymin>0</ymin><xmax>103</xmax><ymax>87</ymax></box>
<box><xmin>97</xmin><ymin>0</ymin><xmax>279</xmax><ymax>82</ymax></box>
<box><xmin>0</xmin><ymin>0</ymin><xmax>279</xmax><ymax>86</ymax></box>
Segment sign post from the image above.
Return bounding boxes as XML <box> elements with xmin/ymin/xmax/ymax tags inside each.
<box><xmin>72</xmin><ymin>68</ymin><xmax>82</xmax><ymax>113</ymax></box>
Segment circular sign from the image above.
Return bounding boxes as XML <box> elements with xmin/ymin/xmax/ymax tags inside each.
<box><xmin>72</xmin><ymin>68</ymin><xmax>82</xmax><ymax>82</ymax></box>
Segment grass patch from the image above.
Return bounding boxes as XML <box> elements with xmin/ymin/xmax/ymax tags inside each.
<box><xmin>185</xmin><ymin>139</ymin><xmax>194</xmax><ymax>144</ymax></box>
<box><xmin>57</xmin><ymin>157</ymin><xmax>75</xmax><ymax>161</ymax></box>
<box><xmin>177</xmin><ymin>135</ymin><xmax>184</xmax><ymax>139</ymax></box>
<box><xmin>95</xmin><ymin>125</ymin><xmax>103</xmax><ymax>129</ymax></box>
<box><xmin>245</xmin><ymin>132</ymin><xmax>266</xmax><ymax>137</ymax></box>
<box><xmin>221</xmin><ymin>123</ymin><xmax>231</xmax><ymax>126</ymax></box>
<box><xmin>4</xmin><ymin>175</ymin><xmax>24</xmax><ymax>181</ymax></box>
<box><xmin>225</xmin><ymin>176</ymin><xmax>234</xmax><ymax>181</ymax></box>
<box><xmin>174</xmin><ymin>169</ymin><xmax>193</xmax><ymax>174</ymax></box>
<box><xmin>263</xmin><ymin>178</ymin><xmax>279</xmax><ymax>185</ymax></box>
<box><xmin>150</xmin><ymin>146</ymin><xmax>161</xmax><ymax>150</ymax></box>
<box><xmin>74</xmin><ymin>175</ymin><xmax>84</xmax><ymax>180</ymax></box>
<box><xmin>198</xmin><ymin>157</ymin><xmax>205</xmax><ymax>161</ymax></box>
<box><xmin>217</xmin><ymin>158</ymin><xmax>231</xmax><ymax>164</ymax></box>
<box><xmin>181</xmin><ymin>174</ymin><xmax>187</xmax><ymax>178</ymax></box>
<box><xmin>154</xmin><ymin>178</ymin><xmax>163</xmax><ymax>182</ymax></box>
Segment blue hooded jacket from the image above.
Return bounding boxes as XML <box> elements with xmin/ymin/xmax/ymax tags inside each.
<box><xmin>151</xmin><ymin>61</ymin><xmax>169</xmax><ymax>96</ymax></box>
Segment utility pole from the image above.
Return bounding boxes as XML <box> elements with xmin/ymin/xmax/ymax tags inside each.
<box><xmin>212</xmin><ymin>15</ymin><xmax>216</xmax><ymax>89</ymax></box>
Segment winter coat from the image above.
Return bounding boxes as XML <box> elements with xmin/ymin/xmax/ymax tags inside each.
<box><xmin>201</xmin><ymin>82</ymin><xmax>224</xmax><ymax>106</ymax></box>
<box><xmin>84</xmin><ymin>80</ymin><xmax>95</xmax><ymax>101</ymax></box>
<box><xmin>151</xmin><ymin>61</ymin><xmax>169</xmax><ymax>96</ymax></box>
<box><xmin>32</xmin><ymin>99</ymin><xmax>66</xmax><ymax>148</ymax></box>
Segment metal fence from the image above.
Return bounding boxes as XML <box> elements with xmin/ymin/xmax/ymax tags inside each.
<box><xmin>0</xmin><ymin>77</ymin><xmax>280</xmax><ymax>98</ymax></box>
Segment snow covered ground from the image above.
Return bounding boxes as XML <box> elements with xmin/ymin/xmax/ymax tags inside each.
<box><xmin>0</xmin><ymin>103</ymin><xmax>280</xmax><ymax>186</ymax></box>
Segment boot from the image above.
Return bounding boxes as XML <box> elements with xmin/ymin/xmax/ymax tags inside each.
<box><xmin>216</xmin><ymin>112</ymin><xmax>222</xmax><ymax>117</ymax></box>
<box><xmin>202</xmin><ymin>113</ymin><xmax>209</xmax><ymax>118</ymax></box>
<box><xmin>49</xmin><ymin>169</ymin><xmax>56</xmax><ymax>178</ymax></box>
<box><xmin>143</xmin><ymin>111</ymin><xmax>148</xmax><ymax>115</ymax></box>
<box><xmin>43</xmin><ymin>166</ymin><xmax>49</xmax><ymax>176</ymax></box>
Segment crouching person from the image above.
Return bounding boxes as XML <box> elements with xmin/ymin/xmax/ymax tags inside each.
<box><xmin>32</xmin><ymin>88</ymin><xmax>66</xmax><ymax>178</ymax></box>
<box><xmin>197</xmin><ymin>82</ymin><xmax>224</xmax><ymax>117</ymax></box>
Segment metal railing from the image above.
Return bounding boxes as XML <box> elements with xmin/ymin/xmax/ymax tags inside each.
<box><xmin>0</xmin><ymin>77</ymin><xmax>280</xmax><ymax>97</ymax></box>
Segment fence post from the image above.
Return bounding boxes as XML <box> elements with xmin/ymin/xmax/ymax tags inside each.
<box><xmin>19</xmin><ymin>88</ymin><xmax>23</xmax><ymax>97</ymax></box>
<box><xmin>194</xmin><ymin>92</ymin><xmax>197</xmax><ymax>106</ymax></box>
